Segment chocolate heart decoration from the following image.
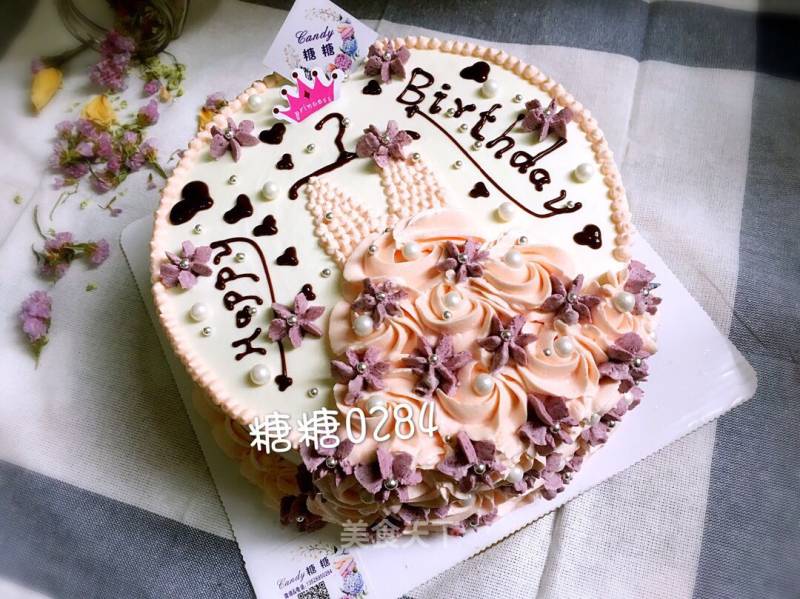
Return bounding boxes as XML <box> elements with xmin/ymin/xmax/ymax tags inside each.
<box><xmin>362</xmin><ymin>79</ymin><xmax>382</xmax><ymax>95</ymax></box>
<box><xmin>259</xmin><ymin>123</ymin><xmax>286</xmax><ymax>145</ymax></box>
<box><xmin>253</xmin><ymin>215</ymin><xmax>278</xmax><ymax>237</ymax></box>
<box><xmin>459</xmin><ymin>60</ymin><xmax>491</xmax><ymax>83</ymax></box>
<box><xmin>276</xmin><ymin>246</ymin><xmax>299</xmax><ymax>266</ymax></box>
<box><xmin>235</xmin><ymin>306</ymin><xmax>253</xmax><ymax>328</ymax></box>
<box><xmin>275</xmin><ymin>374</ymin><xmax>293</xmax><ymax>391</ymax></box>
<box><xmin>223</xmin><ymin>194</ymin><xmax>253</xmax><ymax>224</ymax></box>
<box><xmin>169</xmin><ymin>180</ymin><xmax>214</xmax><ymax>225</ymax></box>
<box><xmin>469</xmin><ymin>182</ymin><xmax>490</xmax><ymax>198</ymax></box>
<box><xmin>276</xmin><ymin>153</ymin><xmax>294</xmax><ymax>170</ymax></box>
<box><xmin>300</xmin><ymin>283</ymin><xmax>316</xmax><ymax>301</ymax></box>
<box><xmin>573</xmin><ymin>224</ymin><xmax>603</xmax><ymax>249</ymax></box>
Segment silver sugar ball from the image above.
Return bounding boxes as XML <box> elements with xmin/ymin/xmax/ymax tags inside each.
<box><xmin>608</xmin><ymin>420</ymin><xmax>617</xmax><ymax>428</ymax></box>
<box><xmin>321</xmin><ymin>268</ymin><xmax>332</xmax><ymax>278</ymax></box>
<box><xmin>306</xmin><ymin>143</ymin><xmax>315</xmax><ymax>153</ymax></box>
<box><xmin>325</xmin><ymin>456</ymin><xmax>338</xmax><ymax>469</ymax></box>
<box><xmin>201</xmin><ymin>326</ymin><xmax>212</xmax><ymax>337</ymax></box>
<box><xmin>383</xmin><ymin>478</ymin><xmax>399</xmax><ymax>490</ymax></box>
<box><xmin>518</xmin><ymin>236</ymin><xmax>528</xmax><ymax>245</ymax></box>
<box><xmin>633</xmin><ymin>357</ymin><xmax>643</xmax><ymax>367</ymax></box>
<box><xmin>543</xmin><ymin>348</ymin><xmax>553</xmax><ymax>357</ymax></box>
<box><xmin>247</xmin><ymin>306</ymin><xmax>257</xmax><ymax>316</ymax></box>
<box><xmin>342</xmin><ymin>117</ymin><xmax>351</xmax><ymax>127</ymax></box>
<box><xmin>356</xmin><ymin>361</ymin><xmax>368</xmax><ymax>374</ymax></box>
<box><xmin>513</xmin><ymin>94</ymin><xmax>523</xmax><ymax>103</ymax></box>
<box><xmin>428</xmin><ymin>353</ymin><xmax>439</xmax><ymax>365</ymax></box>
<box><xmin>453</xmin><ymin>160</ymin><xmax>463</xmax><ymax>169</ymax></box>
<box><xmin>445</xmin><ymin>108</ymin><xmax>455</xmax><ymax>117</ymax></box>
<box><xmin>228</xmin><ymin>175</ymin><xmax>238</xmax><ymax>184</ymax></box>
<box><xmin>443</xmin><ymin>310</ymin><xmax>452</xmax><ymax>320</ymax></box>
<box><xmin>287</xmin><ymin>315</ymin><xmax>298</xmax><ymax>326</ymax></box>
<box><xmin>324</xmin><ymin>211</ymin><xmax>334</xmax><ymax>221</ymax></box>
<box><xmin>500</xmin><ymin>330</ymin><xmax>512</xmax><ymax>341</ymax></box>
<box><xmin>192</xmin><ymin>224</ymin><xmax>203</xmax><ymax>234</ymax></box>
<box><xmin>411</xmin><ymin>152</ymin><xmax>421</xmax><ymax>162</ymax></box>
<box><xmin>375</xmin><ymin>292</ymin><xmax>387</xmax><ymax>302</ymax></box>
<box><xmin>368</xmin><ymin>244</ymin><xmax>378</xmax><ymax>255</ymax></box>
<box><xmin>308</xmin><ymin>387</ymin><xmax>319</xmax><ymax>398</ymax></box>
<box><xmin>473</xmin><ymin>463</ymin><xmax>487</xmax><ymax>475</ymax></box>
<box><xmin>567</xmin><ymin>292</ymin><xmax>577</xmax><ymax>303</ymax></box>
<box><xmin>458</xmin><ymin>123</ymin><xmax>468</xmax><ymax>132</ymax></box>
<box><xmin>234</xmin><ymin>252</ymin><xmax>246</xmax><ymax>263</ymax></box>
<box><xmin>178</xmin><ymin>259</ymin><xmax>190</xmax><ymax>270</ymax></box>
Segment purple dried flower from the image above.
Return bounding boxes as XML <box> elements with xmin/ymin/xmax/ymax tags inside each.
<box><xmin>44</xmin><ymin>232</ymin><xmax>74</xmax><ymax>252</ymax></box>
<box><xmin>364</xmin><ymin>41</ymin><xmax>410</xmax><ymax>83</ymax></box>
<box><xmin>540</xmin><ymin>274</ymin><xmax>601</xmax><ymax>325</ymax></box>
<box><xmin>517</xmin><ymin>394</ymin><xmax>578</xmax><ymax>454</ymax></box>
<box><xmin>355</xmin><ymin>120</ymin><xmax>413</xmax><ymax>169</ymax></box>
<box><xmin>330</xmin><ymin>346</ymin><xmax>390</xmax><ymax>405</ymax></box>
<box><xmin>268</xmin><ymin>293</ymin><xmax>324</xmax><ymax>348</ymax></box>
<box><xmin>521</xmin><ymin>98</ymin><xmax>573</xmax><ymax>141</ymax></box>
<box><xmin>209</xmin><ymin>117</ymin><xmax>258</xmax><ymax>162</ymax></box>
<box><xmin>20</xmin><ymin>290</ymin><xmax>52</xmax><ymax>342</ymax></box>
<box><xmin>299</xmin><ymin>439</ymin><xmax>354</xmax><ymax>486</ymax></box>
<box><xmin>203</xmin><ymin>92</ymin><xmax>227</xmax><ymax>111</ymax></box>
<box><xmin>436</xmin><ymin>239</ymin><xmax>489</xmax><ymax>284</ymax></box>
<box><xmin>351</xmin><ymin>278</ymin><xmax>407</xmax><ymax>328</ymax></box>
<box><xmin>354</xmin><ymin>447</ymin><xmax>422</xmax><ymax>502</ymax></box>
<box><xmin>143</xmin><ymin>80</ymin><xmax>160</xmax><ymax>96</ymax></box>
<box><xmin>403</xmin><ymin>335</ymin><xmax>472</xmax><ymax>397</ymax></box>
<box><xmin>279</xmin><ymin>494</ymin><xmax>325</xmax><ymax>532</ymax></box>
<box><xmin>159</xmin><ymin>241</ymin><xmax>213</xmax><ymax>290</ymax></box>
<box><xmin>137</xmin><ymin>99</ymin><xmax>159</xmax><ymax>127</ymax></box>
<box><xmin>89</xmin><ymin>32</ymin><xmax>135</xmax><ymax>93</ymax></box>
<box><xmin>598</xmin><ymin>332</ymin><xmax>650</xmax><ymax>392</ymax></box>
<box><xmin>437</xmin><ymin>431</ymin><xmax>500</xmax><ymax>492</ymax></box>
<box><xmin>624</xmin><ymin>260</ymin><xmax>662</xmax><ymax>315</ymax></box>
<box><xmin>88</xmin><ymin>239</ymin><xmax>110</xmax><ymax>265</ymax></box>
<box><xmin>477</xmin><ymin>314</ymin><xmax>537</xmax><ymax>372</ymax></box>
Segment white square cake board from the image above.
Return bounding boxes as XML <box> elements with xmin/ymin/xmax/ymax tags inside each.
<box><xmin>121</xmin><ymin>216</ymin><xmax>756</xmax><ymax>599</ymax></box>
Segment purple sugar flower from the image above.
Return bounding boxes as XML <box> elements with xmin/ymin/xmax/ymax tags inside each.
<box><xmin>540</xmin><ymin>274</ymin><xmax>601</xmax><ymax>325</ymax></box>
<box><xmin>137</xmin><ymin>99</ymin><xmax>159</xmax><ymax>127</ymax></box>
<box><xmin>330</xmin><ymin>346</ymin><xmax>390</xmax><ymax>405</ymax></box>
<box><xmin>364</xmin><ymin>41</ymin><xmax>410</xmax><ymax>83</ymax></box>
<box><xmin>518</xmin><ymin>394</ymin><xmax>578</xmax><ymax>454</ymax></box>
<box><xmin>279</xmin><ymin>494</ymin><xmax>325</xmax><ymax>532</ymax></box>
<box><xmin>521</xmin><ymin>98</ymin><xmax>573</xmax><ymax>141</ymax></box>
<box><xmin>159</xmin><ymin>241</ymin><xmax>213</xmax><ymax>290</ymax></box>
<box><xmin>477</xmin><ymin>314</ymin><xmax>537</xmax><ymax>372</ymax></box>
<box><xmin>268</xmin><ymin>293</ymin><xmax>324</xmax><ymax>348</ymax></box>
<box><xmin>209</xmin><ymin>117</ymin><xmax>258</xmax><ymax>162</ymax></box>
<box><xmin>540</xmin><ymin>453</ymin><xmax>567</xmax><ymax>500</ymax></box>
<box><xmin>351</xmin><ymin>278</ymin><xmax>407</xmax><ymax>328</ymax></box>
<box><xmin>450</xmin><ymin>509</ymin><xmax>498</xmax><ymax>536</ymax></box>
<box><xmin>143</xmin><ymin>80</ymin><xmax>160</xmax><ymax>96</ymax></box>
<box><xmin>581</xmin><ymin>420</ymin><xmax>609</xmax><ymax>446</ymax></box>
<box><xmin>354</xmin><ymin>447</ymin><xmax>422</xmax><ymax>502</ymax></box>
<box><xmin>437</xmin><ymin>431</ymin><xmax>500</xmax><ymax>492</ymax></box>
<box><xmin>598</xmin><ymin>332</ymin><xmax>650</xmax><ymax>392</ymax></box>
<box><xmin>403</xmin><ymin>335</ymin><xmax>472</xmax><ymax>397</ymax></box>
<box><xmin>436</xmin><ymin>239</ymin><xmax>489</xmax><ymax>284</ymax></box>
<box><xmin>299</xmin><ymin>439</ymin><xmax>354</xmax><ymax>486</ymax></box>
<box><xmin>355</xmin><ymin>120</ymin><xmax>413</xmax><ymax>169</ymax></box>
<box><xmin>624</xmin><ymin>260</ymin><xmax>662</xmax><ymax>315</ymax></box>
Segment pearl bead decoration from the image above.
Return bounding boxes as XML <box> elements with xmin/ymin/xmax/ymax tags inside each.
<box><xmin>443</xmin><ymin>291</ymin><xmax>462</xmax><ymax>309</ymax></box>
<box><xmin>247</xmin><ymin>94</ymin><xmax>265</xmax><ymax>111</ymax></box>
<box><xmin>505</xmin><ymin>465</ymin><xmax>524</xmax><ymax>484</ymax></box>
<box><xmin>261</xmin><ymin>181</ymin><xmax>279</xmax><ymax>200</ymax></box>
<box><xmin>554</xmin><ymin>336</ymin><xmax>575</xmax><ymax>357</ymax></box>
<box><xmin>307</xmin><ymin>387</ymin><xmax>319</xmax><ymax>398</ymax></box>
<box><xmin>504</xmin><ymin>249</ymin><xmax>523</xmax><ymax>268</ymax></box>
<box><xmin>481</xmin><ymin>79</ymin><xmax>499</xmax><ymax>98</ymax></box>
<box><xmin>189</xmin><ymin>302</ymin><xmax>209</xmax><ymax>322</ymax></box>
<box><xmin>573</xmin><ymin>162</ymin><xmax>595</xmax><ymax>183</ymax></box>
<box><xmin>305</xmin><ymin>143</ymin><xmax>315</xmax><ymax>153</ymax></box>
<box><xmin>402</xmin><ymin>241</ymin><xmax>421</xmax><ymax>261</ymax></box>
<box><xmin>473</xmin><ymin>373</ymin><xmax>494</xmax><ymax>395</ymax></box>
<box><xmin>192</xmin><ymin>224</ymin><xmax>203</xmax><ymax>234</ymax></box>
<box><xmin>234</xmin><ymin>252</ymin><xmax>246</xmax><ymax>263</ymax></box>
<box><xmin>353</xmin><ymin>314</ymin><xmax>374</xmax><ymax>337</ymax></box>
<box><xmin>613</xmin><ymin>291</ymin><xmax>636</xmax><ymax>313</ymax></box>
<box><xmin>365</xmin><ymin>395</ymin><xmax>386</xmax><ymax>411</ymax></box>
<box><xmin>228</xmin><ymin>174</ymin><xmax>238</xmax><ymax>185</ymax></box>
<box><xmin>496</xmin><ymin>201</ymin><xmax>515</xmax><ymax>222</ymax></box>
<box><xmin>249</xmin><ymin>364</ymin><xmax>271</xmax><ymax>386</ymax></box>
<box><xmin>201</xmin><ymin>326</ymin><xmax>212</xmax><ymax>337</ymax></box>
<box><xmin>453</xmin><ymin>160</ymin><xmax>463</xmax><ymax>169</ymax></box>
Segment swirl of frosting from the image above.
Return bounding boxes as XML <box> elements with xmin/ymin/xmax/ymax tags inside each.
<box><xmin>473</xmin><ymin>242</ymin><xmax>575</xmax><ymax>312</ymax></box>
<box><xmin>240</xmin><ymin>452</ymin><xmax>300</xmax><ymax>510</ymax></box>
<box><xmin>335</xmin><ymin>371</ymin><xmax>446</xmax><ymax>469</ymax></box>
<box><xmin>586</xmin><ymin>267</ymin><xmax>658</xmax><ymax>354</ymax></box>
<box><xmin>519</xmin><ymin>319</ymin><xmax>605</xmax><ymax>401</ymax></box>
<box><xmin>435</xmin><ymin>361</ymin><xmax>528</xmax><ymax>460</ymax></box>
<box><xmin>413</xmin><ymin>282</ymin><xmax>496</xmax><ymax>353</ymax></box>
<box><xmin>307</xmin><ymin>475</ymin><xmax>385</xmax><ymax>523</ymax></box>
<box><xmin>328</xmin><ymin>299</ymin><xmax>425</xmax><ymax>360</ymax></box>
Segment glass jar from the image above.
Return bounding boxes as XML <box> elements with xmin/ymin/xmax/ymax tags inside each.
<box><xmin>57</xmin><ymin>0</ymin><xmax>189</xmax><ymax>58</ymax></box>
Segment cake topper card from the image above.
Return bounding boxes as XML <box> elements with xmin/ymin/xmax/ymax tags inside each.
<box><xmin>263</xmin><ymin>0</ymin><xmax>378</xmax><ymax>80</ymax></box>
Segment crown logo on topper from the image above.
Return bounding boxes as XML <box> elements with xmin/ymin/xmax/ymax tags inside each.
<box><xmin>272</xmin><ymin>69</ymin><xmax>343</xmax><ymax>124</ymax></box>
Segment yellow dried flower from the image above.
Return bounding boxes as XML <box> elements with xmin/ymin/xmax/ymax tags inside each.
<box><xmin>198</xmin><ymin>107</ymin><xmax>215</xmax><ymax>131</ymax></box>
<box><xmin>31</xmin><ymin>67</ymin><xmax>63</xmax><ymax>112</ymax></box>
<box><xmin>81</xmin><ymin>95</ymin><xmax>117</xmax><ymax>128</ymax></box>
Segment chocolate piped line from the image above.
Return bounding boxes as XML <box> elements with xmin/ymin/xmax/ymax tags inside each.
<box><xmin>404</xmin><ymin>104</ymin><xmax>580</xmax><ymax>219</ymax></box>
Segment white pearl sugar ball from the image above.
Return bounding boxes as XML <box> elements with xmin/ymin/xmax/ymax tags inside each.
<box><xmin>249</xmin><ymin>364</ymin><xmax>271</xmax><ymax>386</ymax></box>
<box><xmin>261</xmin><ymin>181</ymin><xmax>279</xmax><ymax>200</ymax></box>
<box><xmin>443</xmin><ymin>291</ymin><xmax>462</xmax><ymax>309</ymax></box>
<box><xmin>352</xmin><ymin>314</ymin><xmax>374</xmax><ymax>337</ymax></box>
<box><xmin>247</xmin><ymin>94</ymin><xmax>265</xmax><ymax>111</ymax></box>
<box><xmin>473</xmin><ymin>373</ymin><xmax>495</xmax><ymax>395</ymax></box>
<box><xmin>504</xmin><ymin>249</ymin><xmax>523</xmax><ymax>268</ymax></box>
<box><xmin>496</xmin><ymin>201</ymin><xmax>515</xmax><ymax>222</ymax></box>
<box><xmin>189</xmin><ymin>302</ymin><xmax>209</xmax><ymax>322</ymax></box>
<box><xmin>505</xmin><ymin>465</ymin><xmax>524</xmax><ymax>484</ymax></box>
<box><xmin>613</xmin><ymin>291</ymin><xmax>636</xmax><ymax>313</ymax></box>
<box><xmin>365</xmin><ymin>395</ymin><xmax>386</xmax><ymax>412</ymax></box>
<box><xmin>402</xmin><ymin>241</ymin><xmax>422</xmax><ymax>261</ymax></box>
<box><xmin>573</xmin><ymin>162</ymin><xmax>595</xmax><ymax>183</ymax></box>
<box><xmin>554</xmin><ymin>336</ymin><xmax>575</xmax><ymax>357</ymax></box>
<box><xmin>481</xmin><ymin>79</ymin><xmax>500</xmax><ymax>98</ymax></box>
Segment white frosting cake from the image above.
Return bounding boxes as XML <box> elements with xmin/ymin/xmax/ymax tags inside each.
<box><xmin>150</xmin><ymin>36</ymin><xmax>660</xmax><ymax>537</ymax></box>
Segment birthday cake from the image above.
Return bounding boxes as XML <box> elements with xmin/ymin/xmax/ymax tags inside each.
<box><xmin>151</xmin><ymin>36</ymin><xmax>661</xmax><ymax>537</ymax></box>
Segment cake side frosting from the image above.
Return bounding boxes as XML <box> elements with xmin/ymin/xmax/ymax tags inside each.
<box><xmin>149</xmin><ymin>36</ymin><xmax>660</xmax><ymax>537</ymax></box>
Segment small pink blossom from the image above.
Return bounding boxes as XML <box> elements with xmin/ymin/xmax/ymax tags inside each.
<box><xmin>522</xmin><ymin>98</ymin><xmax>573</xmax><ymax>141</ymax></box>
<box><xmin>355</xmin><ymin>120</ymin><xmax>412</xmax><ymax>169</ymax></box>
<box><xmin>209</xmin><ymin>118</ymin><xmax>258</xmax><ymax>162</ymax></box>
<box><xmin>159</xmin><ymin>241</ymin><xmax>213</xmax><ymax>290</ymax></box>
<box><xmin>364</xmin><ymin>41</ymin><xmax>410</xmax><ymax>83</ymax></box>
<box><xmin>268</xmin><ymin>293</ymin><xmax>324</xmax><ymax>348</ymax></box>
